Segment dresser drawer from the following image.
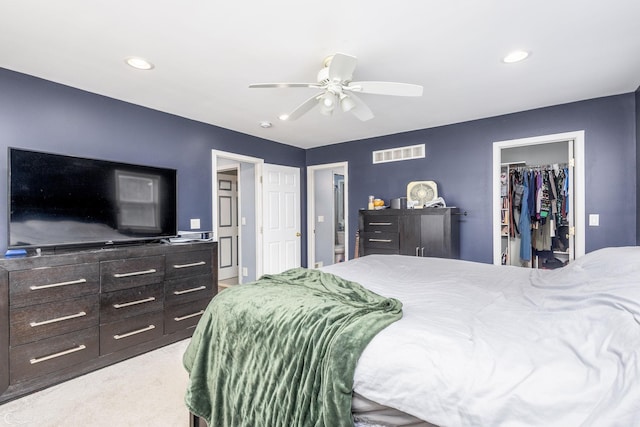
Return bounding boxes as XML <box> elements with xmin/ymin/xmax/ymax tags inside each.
<box><xmin>361</xmin><ymin>231</ymin><xmax>400</xmax><ymax>254</ymax></box>
<box><xmin>165</xmin><ymin>249</ymin><xmax>212</xmax><ymax>279</ymax></box>
<box><xmin>164</xmin><ymin>274</ymin><xmax>214</xmax><ymax>307</ymax></box>
<box><xmin>10</xmin><ymin>295</ymin><xmax>99</xmax><ymax>347</ymax></box>
<box><xmin>100</xmin><ymin>283</ymin><xmax>164</xmax><ymax>324</ymax></box>
<box><xmin>9</xmin><ymin>263</ymin><xmax>100</xmax><ymax>308</ymax></box>
<box><xmin>100</xmin><ymin>256</ymin><xmax>165</xmax><ymax>292</ymax></box>
<box><xmin>10</xmin><ymin>327</ymin><xmax>99</xmax><ymax>383</ymax></box>
<box><xmin>362</xmin><ymin>215</ymin><xmax>400</xmax><ymax>232</ymax></box>
<box><xmin>164</xmin><ymin>299</ymin><xmax>209</xmax><ymax>335</ymax></box>
<box><xmin>99</xmin><ymin>311</ymin><xmax>164</xmax><ymax>355</ymax></box>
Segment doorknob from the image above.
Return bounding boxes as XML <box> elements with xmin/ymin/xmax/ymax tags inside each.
<box><xmin>296</xmin><ymin>232</ymin><xmax>301</xmax><ymax>237</ymax></box>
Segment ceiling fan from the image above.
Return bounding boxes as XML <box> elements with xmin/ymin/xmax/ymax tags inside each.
<box><xmin>249</xmin><ymin>53</ymin><xmax>423</xmax><ymax>121</ymax></box>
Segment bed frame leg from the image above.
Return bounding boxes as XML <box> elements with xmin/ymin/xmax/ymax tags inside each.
<box><xmin>189</xmin><ymin>412</ymin><xmax>206</xmax><ymax>427</ymax></box>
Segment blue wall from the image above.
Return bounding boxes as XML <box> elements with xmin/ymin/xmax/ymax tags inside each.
<box><xmin>0</xmin><ymin>68</ymin><xmax>306</xmax><ymax>256</ymax></box>
<box><xmin>307</xmin><ymin>94</ymin><xmax>637</xmax><ymax>263</ymax></box>
<box><xmin>1</xmin><ymin>67</ymin><xmax>636</xmax><ymax>264</ymax></box>
<box><xmin>636</xmin><ymin>87</ymin><xmax>640</xmax><ymax>245</ymax></box>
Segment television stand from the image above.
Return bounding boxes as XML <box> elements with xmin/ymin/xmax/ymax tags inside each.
<box><xmin>0</xmin><ymin>241</ymin><xmax>217</xmax><ymax>404</ymax></box>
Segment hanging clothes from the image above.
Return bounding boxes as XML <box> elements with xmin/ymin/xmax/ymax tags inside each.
<box><xmin>518</xmin><ymin>170</ymin><xmax>532</xmax><ymax>261</ymax></box>
<box><xmin>506</xmin><ymin>164</ymin><xmax>569</xmax><ymax>266</ymax></box>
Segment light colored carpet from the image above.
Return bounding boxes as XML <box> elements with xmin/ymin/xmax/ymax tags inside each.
<box><xmin>0</xmin><ymin>339</ymin><xmax>192</xmax><ymax>427</ymax></box>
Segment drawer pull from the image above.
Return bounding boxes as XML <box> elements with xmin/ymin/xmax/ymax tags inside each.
<box><xmin>368</xmin><ymin>238</ymin><xmax>392</xmax><ymax>243</ymax></box>
<box><xmin>113</xmin><ymin>268</ymin><xmax>157</xmax><ymax>278</ymax></box>
<box><xmin>30</xmin><ymin>311</ymin><xmax>87</xmax><ymax>327</ymax></box>
<box><xmin>113</xmin><ymin>324</ymin><xmax>156</xmax><ymax>340</ymax></box>
<box><xmin>30</xmin><ymin>344</ymin><xmax>87</xmax><ymax>364</ymax></box>
<box><xmin>173</xmin><ymin>285</ymin><xmax>207</xmax><ymax>295</ymax></box>
<box><xmin>368</xmin><ymin>222</ymin><xmax>393</xmax><ymax>226</ymax></box>
<box><xmin>173</xmin><ymin>261</ymin><xmax>207</xmax><ymax>269</ymax></box>
<box><xmin>113</xmin><ymin>297</ymin><xmax>156</xmax><ymax>309</ymax></box>
<box><xmin>30</xmin><ymin>278</ymin><xmax>87</xmax><ymax>291</ymax></box>
<box><xmin>174</xmin><ymin>310</ymin><xmax>205</xmax><ymax>322</ymax></box>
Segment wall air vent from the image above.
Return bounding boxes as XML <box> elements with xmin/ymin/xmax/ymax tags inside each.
<box><xmin>372</xmin><ymin>144</ymin><xmax>425</xmax><ymax>164</ymax></box>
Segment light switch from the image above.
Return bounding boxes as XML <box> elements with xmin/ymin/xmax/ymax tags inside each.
<box><xmin>241</xmin><ymin>217</ymin><xmax>246</xmax><ymax>225</ymax></box>
<box><xmin>318</xmin><ymin>216</ymin><xmax>324</xmax><ymax>223</ymax></box>
<box><xmin>588</xmin><ymin>214</ymin><xmax>599</xmax><ymax>226</ymax></box>
<box><xmin>190</xmin><ymin>218</ymin><xmax>201</xmax><ymax>229</ymax></box>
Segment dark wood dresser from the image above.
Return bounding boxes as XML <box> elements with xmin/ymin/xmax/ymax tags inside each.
<box><xmin>359</xmin><ymin>208</ymin><xmax>461</xmax><ymax>259</ymax></box>
<box><xmin>0</xmin><ymin>241</ymin><xmax>217</xmax><ymax>403</ymax></box>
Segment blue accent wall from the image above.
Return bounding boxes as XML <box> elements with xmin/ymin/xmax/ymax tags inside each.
<box><xmin>636</xmin><ymin>86</ymin><xmax>640</xmax><ymax>245</ymax></box>
<box><xmin>0</xmin><ymin>68</ymin><xmax>306</xmax><ymax>256</ymax></box>
<box><xmin>307</xmin><ymin>94</ymin><xmax>637</xmax><ymax>263</ymax></box>
<box><xmin>1</xmin><ymin>67</ymin><xmax>636</xmax><ymax>264</ymax></box>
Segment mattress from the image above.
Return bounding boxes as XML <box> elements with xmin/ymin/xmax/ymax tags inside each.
<box><xmin>322</xmin><ymin>246</ymin><xmax>640</xmax><ymax>426</ymax></box>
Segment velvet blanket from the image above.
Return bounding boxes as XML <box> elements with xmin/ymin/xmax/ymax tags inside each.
<box><xmin>183</xmin><ymin>267</ymin><xmax>402</xmax><ymax>427</ymax></box>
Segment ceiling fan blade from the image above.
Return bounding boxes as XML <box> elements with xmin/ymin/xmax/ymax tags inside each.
<box><xmin>328</xmin><ymin>53</ymin><xmax>358</xmax><ymax>82</ymax></box>
<box><xmin>347</xmin><ymin>81</ymin><xmax>423</xmax><ymax>97</ymax></box>
<box><xmin>346</xmin><ymin>93</ymin><xmax>374</xmax><ymax>122</ymax></box>
<box><xmin>283</xmin><ymin>92</ymin><xmax>324</xmax><ymax>121</ymax></box>
<box><xmin>249</xmin><ymin>83</ymin><xmax>321</xmax><ymax>89</ymax></box>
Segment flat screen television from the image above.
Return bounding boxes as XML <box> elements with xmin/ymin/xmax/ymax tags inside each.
<box><xmin>8</xmin><ymin>148</ymin><xmax>178</xmax><ymax>250</ymax></box>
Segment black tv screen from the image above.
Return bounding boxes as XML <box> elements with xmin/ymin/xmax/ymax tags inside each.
<box><xmin>8</xmin><ymin>148</ymin><xmax>177</xmax><ymax>249</ymax></box>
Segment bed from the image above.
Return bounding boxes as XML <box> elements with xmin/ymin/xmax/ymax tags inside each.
<box><xmin>184</xmin><ymin>246</ymin><xmax>640</xmax><ymax>426</ymax></box>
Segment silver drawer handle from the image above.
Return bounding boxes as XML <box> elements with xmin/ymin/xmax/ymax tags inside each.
<box><xmin>173</xmin><ymin>285</ymin><xmax>207</xmax><ymax>295</ymax></box>
<box><xmin>173</xmin><ymin>261</ymin><xmax>206</xmax><ymax>269</ymax></box>
<box><xmin>113</xmin><ymin>268</ymin><xmax>157</xmax><ymax>278</ymax></box>
<box><xmin>30</xmin><ymin>278</ymin><xmax>87</xmax><ymax>291</ymax></box>
<box><xmin>113</xmin><ymin>324</ymin><xmax>155</xmax><ymax>340</ymax></box>
<box><xmin>30</xmin><ymin>344</ymin><xmax>87</xmax><ymax>364</ymax></box>
<box><xmin>368</xmin><ymin>222</ymin><xmax>393</xmax><ymax>226</ymax></box>
<box><xmin>369</xmin><ymin>238</ymin><xmax>392</xmax><ymax>243</ymax></box>
<box><xmin>174</xmin><ymin>310</ymin><xmax>205</xmax><ymax>322</ymax></box>
<box><xmin>113</xmin><ymin>297</ymin><xmax>156</xmax><ymax>309</ymax></box>
<box><xmin>30</xmin><ymin>311</ymin><xmax>87</xmax><ymax>327</ymax></box>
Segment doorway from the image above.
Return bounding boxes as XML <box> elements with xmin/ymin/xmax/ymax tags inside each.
<box><xmin>217</xmin><ymin>169</ymin><xmax>238</xmax><ymax>284</ymax></box>
<box><xmin>307</xmin><ymin>162</ymin><xmax>349</xmax><ymax>269</ymax></box>
<box><xmin>492</xmin><ymin>131</ymin><xmax>585</xmax><ymax>266</ymax></box>
<box><xmin>212</xmin><ymin>150</ymin><xmax>263</xmax><ymax>286</ymax></box>
<box><xmin>212</xmin><ymin>150</ymin><xmax>302</xmax><ymax>283</ymax></box>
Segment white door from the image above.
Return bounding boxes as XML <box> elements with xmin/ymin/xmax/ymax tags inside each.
<box><xmin>217</xmin><ymin>171</ymin><xmax>238</xmax><ymax>280</ymax></box>
<box><xmin>262</xmin><ymin>164</ymin><xmax>301</xmax><ymax>274</ymax></box>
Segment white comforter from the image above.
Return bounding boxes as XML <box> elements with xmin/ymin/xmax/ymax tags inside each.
<box><xmin>321</xmin><ymin>247</ymin><xmax>640</xmax><ymax>427</ymax></box>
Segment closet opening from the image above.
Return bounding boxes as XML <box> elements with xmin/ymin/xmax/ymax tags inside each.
<box><xmin>492</xmin><ymin>131</ymin><xmax>585</xmax><ymax>267</ymax></box>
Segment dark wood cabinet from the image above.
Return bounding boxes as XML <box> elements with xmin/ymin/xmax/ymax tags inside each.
<box><xmin>0</xmin><ymin>241</ymin><xmax>217</xmax><ymax>404</ymax></box>
<box><xmin>359</xmin><ymin>208</ymin><xmax>460</xmax><ymax>259</ymax></box>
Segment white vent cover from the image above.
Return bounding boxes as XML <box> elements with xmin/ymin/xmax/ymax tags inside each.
<box><xmin>372</xmin><ymin>144</ymin><xmax>425</xmax><ymax>164</ymax></box>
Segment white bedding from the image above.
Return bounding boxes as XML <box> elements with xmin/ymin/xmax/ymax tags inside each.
<box><xmin>321</xmin><ymin>247</ymin><xmax>640</xmax><ymax>427</ymax></box>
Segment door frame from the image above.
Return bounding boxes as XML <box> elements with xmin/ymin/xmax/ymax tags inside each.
<box><xmin>492</xmin><ymin>130</ymin><xmax>585</xmax><ymax>265</ymax></box>
<box><xmin>212</xmin><ymin>150</ymin><xmax>264</xmax><ymax>282</ymax></box>
<box><xmin>216</xmin><ymin>166</ymin><xmax>239</xmax><ymax>281</ymax></box>
<box><xmin>306</xmin><ymin>162</ymin><xmax>349</xmax><ymax>268</ymax></box>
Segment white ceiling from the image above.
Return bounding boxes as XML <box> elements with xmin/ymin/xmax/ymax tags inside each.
<box><xmin>1</xmin><ymin>1</ymin><xmax>639</xmax><ymax>150</ymax></box>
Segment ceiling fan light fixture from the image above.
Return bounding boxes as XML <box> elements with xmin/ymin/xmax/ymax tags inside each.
<box><xmin>340</xmin><ymin>94</ymin><xmax>356</xmax><ymax>112</ymax></box>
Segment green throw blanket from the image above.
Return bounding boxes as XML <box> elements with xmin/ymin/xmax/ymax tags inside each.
<box><xmin>183</xmin><ymin>267</ymin><xmax>402</xmax><ymax>427</ymax></box>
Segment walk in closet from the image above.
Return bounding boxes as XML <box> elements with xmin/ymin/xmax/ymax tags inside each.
<box><xmin>495</xmin><ymin>134</ymin><xmax>582</xmax><ymax>269</ymax></box>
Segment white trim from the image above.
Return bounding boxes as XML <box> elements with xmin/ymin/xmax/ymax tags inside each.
<box><xmin>212</xmin><ymin>150</ymin><xmax>265</xmax><ymax>281</ymax></box>
<box><xmin>307</xmin><ymin>162</ymin><xmax>349</xmax><ymax>268</ymax></box>
<box><xmin>492</xmin><ymin>131</ymin><xmax>585</xmax><ymax>265</ymax></box>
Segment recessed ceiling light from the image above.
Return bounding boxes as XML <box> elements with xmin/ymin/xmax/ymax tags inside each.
<box><xmin>259</xmin><ymin>121</ymin><xmax>272</xmax><ymax>128</ymax></box>
<box><xmin>125</xmin><ymin>57</ymin><xmax>154</xmax><ymax>70</ymax></box>
<box><xmin>503</xmin><ymin>50</ymin><xmax>530</xmax><ymax>64</ymax></box>
<box><xmin>278</xmin><ymin>114</ymin><xmax>289</xmax><ymax>121</ymax></box>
